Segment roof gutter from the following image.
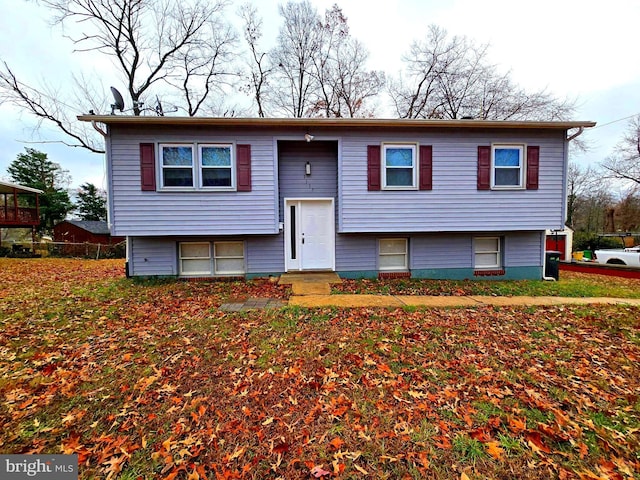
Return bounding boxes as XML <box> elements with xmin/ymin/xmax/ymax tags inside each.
<box><xmin>76</xmin><ymin>115</ymin><xmax>596</xmax><ymax>131</ymax></box>
<box><xmin>566</xmin><ymin>126</ymin><xmax>584</xmax><ymax>142</ymax></box>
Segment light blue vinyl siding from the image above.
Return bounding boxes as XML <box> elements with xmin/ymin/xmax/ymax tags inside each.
<box><xmin>246</xmin><ymin>235</ymin><xmax>284</xmax><ymax>273</ymax></box>
<box><xmin>112</xmin><ymin>123</ymin><xmax>565</xmax><ymax>280</ymax></box>
<box><xmin>505</xmin><ymin>231</ymin><xmax>544</xmax><ymax>267</ymax></box>
<box><xmin>127</xmin><ymin>231</ymin><xmax>543</xmax><ymax>278</ymax></box>
<box><xmin>277</xmin><ymin>140</ymin><xmax>338</xmax><ymax>220</ymax></box>
<box><xmin>130</xmin><ymin>235</ymin><xmax>285</xmax><ymax>277</ymax></box>
<box><xmin>410</xmin><ymin>234</ymin><xmax>472</xmax><ymax>269</ymax></box>
<box><xmin>109</xmin><ymin>125</ymin><xmax>566</xmax><ymax>237</ymax></box>
<box><xmin>129</xmin><ymin>237</ymin><xmax>177</xmax><ymax>276</ymax></box>
<box><xmin>335</xmin><ymin>235</ymin><xmax>377</xmax><ymax>271</ymax></box>
<box><xmin>339</xmin><ymin>129</ymin><xmax>567</xmax><ymax>233</ymax></box>
<box><xmin>109</xmin><ymin>125</ymin><xmax>279</xmax><ymax>237</ymax></box>
<box><xmin>334</xmin><ymin>232</ymin><xmax>542</xmax><ymax>271</ymax></box>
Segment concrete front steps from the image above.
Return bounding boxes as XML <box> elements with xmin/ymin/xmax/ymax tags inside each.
<box><xmin>278</xmin><ymin>272</ymin><xmax>341</xmax><ymax>296</ymax></box>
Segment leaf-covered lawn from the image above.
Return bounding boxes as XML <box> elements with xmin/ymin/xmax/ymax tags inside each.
<box><xmin>334</xmin><ymin>272</ymin><xmax>640</xmax><ymax>298</ymax></box>
<box><xmin>1</xmin><ymin>259</ymin><xmax>639</xmax><ymax>479</ymax></box>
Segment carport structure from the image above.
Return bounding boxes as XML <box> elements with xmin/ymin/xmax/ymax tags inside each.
<box><xmin>0</xmin><ymin>180</ymin><xmax>42</xmax><ymax>253</ymax></box>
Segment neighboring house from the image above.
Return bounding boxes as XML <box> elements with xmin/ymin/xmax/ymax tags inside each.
<box><xmin>78</xmin><ymin>116</ymin><xmax>594</xmax><ymax>279</ymax></box>
<box><xmin>53</xmin><ymin>220</ymin><xmax>125</xmax><ymax>245</ymax></box>
<box><xmin>1</xmin><ymin>180</ymin><xmax>42</xmax><ymax>254</ymax></box>
<box><xmin>0</xmin><ymin>180</ymin><xmax>42</xmax><ymax>229</ymax></box>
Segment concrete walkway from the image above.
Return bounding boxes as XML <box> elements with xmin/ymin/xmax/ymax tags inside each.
<box><xmin>220</xmin><ymin>297</ymin><xmax>287</xmax><ymax>311</ymax></box>
<box><xmin>277</xmin><ymin>272</ymin><xmax>640</xmax><ymax>308</ymax></box>
<box><xmin>289</xmin><ymin>294</ymin><xmax>640</xmax><ymax>308</ymax></box>
<box><xmin>217</xmin><ymin>274</ymin><xmax>639</xmax><ymax>311</ymax></box>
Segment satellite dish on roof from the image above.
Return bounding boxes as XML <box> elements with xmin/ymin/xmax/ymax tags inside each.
<box><xmin>110</xmin><ymin>87</ymin><xmax>125</xmax><ymax>114</ymax></box>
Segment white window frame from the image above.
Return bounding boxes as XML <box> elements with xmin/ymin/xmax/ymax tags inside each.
<box><xmin>378</xmin><ymin>238</ymin><xmax>409</xmax><ymax>271</ymax></box>
<box><xmin>178</xmin><ymin>241</ymin><xmax>245</xmax><ymax>277</ymax></box>
<box><xmin>382</xmin><ymin>143</ymin><xmax>418</xmax><ymax>190</ymax></box>
<box><xmin>474</xmin><ymin>237</ymin><xmax>502</xmax><ymax>270</ymax></box>
<box><xmin>213</xmin><ymin>241</ymin><xmax>245</xmax><ymax>275</ymax></box>
<box><xmin>179</xmin><ymin>242</ymin><xmax>212</xmax><ymax>276</ymax></box>
<box><xmin>160</xmin><ymin>144</ymin><xmax>195</xmax><ymax>189</ymax></box>
<box><xmin>198</xmin><ymin>144</ymin><xmax>236</xmax><ymax>191</ymax></box>
<box><xmin>158</xmin><ymin>142</ymin><xmax>238</xmax><ymax>192</ymax></box>
<box><xmin>491</xmin><ymin>144</ymin><xmax>525</xmax><ymax>190</ymax></box>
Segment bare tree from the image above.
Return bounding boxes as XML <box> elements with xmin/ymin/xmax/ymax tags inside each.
<box><xmin>269</xmin><ymin>3</ymin><xmax>383</xmax><ymax>118</ymax></box>
<box><xmin>601</xmin><ymin>115</ymin><xmax>640</xmax><ymax>186</ymax></box>
<box><xmin>614</xmin><ymin>188</ymin><xmax>640</xmax><ymax>232</ymax></box>
<box><xmin>269</xmin><ymin>0</ymin><xmax>322</xmax><ymax>118</ymax></box>
<box><xmin>309</xmin><ymin>5</ymin><xmax>384</xmax><ymax>118</ymax></box>
<box><xmin>570</xmin><ymin>176</ymin><xmax>615</xmax><ymax>234</ymax></box>
<box><xmin>0</xmin><ymin>62</ymin><xmax>105</xmax><ymax>153</ymax></box>
<box><xmin>390</xmin><ymin>25</ymin><xmax>574</xmax><ymax>120</ymax></box>
<box><xmin>165</xmin><ymin>12</ymin><xmax>239</xmax><ymax>116</ymax></box>
<box><xmin>309</xmin><ymin>4</ymin><xmax>347</xmax><ymax>117</ymax></box>
<box><xmin>0</xmin><ymin>0</ymin><xmax>237</xmax><ymax>152</ymax></box>
<box><xmin>238</xmin><ymin>3</ymin><xmax>272</xmax><ymax>117</ymax></box>
<box><xmin>566</xmin><ymin>162</ymin><xmax>598</xmax><ymax>229</ymax></box>
<box><xmin>389</xmin><ymin>26</ymin><xmax>463</xmax><ymax>119</ymax></box>
<box><xmin>331</xmin><ymin>38</ymin><xmax>385</xmax><ymax>118</ymax></box>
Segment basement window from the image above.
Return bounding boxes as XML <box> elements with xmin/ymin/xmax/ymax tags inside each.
<box><xmin>378</xmin><ymin>238</ymin><xmax>408</xmax><ymax>271</ymax></box>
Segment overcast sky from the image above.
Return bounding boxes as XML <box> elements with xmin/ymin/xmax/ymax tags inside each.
<box><xmin>1</xmin><ymin>0</ymin><xmax>639</xmax><ymax>190</ymax></box>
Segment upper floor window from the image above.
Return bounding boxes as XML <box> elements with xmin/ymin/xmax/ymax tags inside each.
<box><xmin>492</xmin><ymin>144</ymin><xmax>524</xmax><ymax>189</ymax></box>
<box><xmin>159</xmin><ymin>143</ymin><xmax>234</xmax><ymax>190</ymax></box>
<box><xmin>161</xmin><ymin>144</ymin><xmax>194</xmax><ymax>187</ymax></box>
<box><xmin>383</xmin><ymin>144</ymin><xmax>417</xmax><ymax>189</ymax></box>
<box><xmin>200</xmin><ymin>145</ymin><xmax>234</xmax><ymax>188</ymax></box>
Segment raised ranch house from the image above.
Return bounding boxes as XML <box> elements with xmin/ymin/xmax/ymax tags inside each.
<box><xmin>78</xmin><ymin>116</ymin><xmax>594</xmax><ymax>280</ymax></box>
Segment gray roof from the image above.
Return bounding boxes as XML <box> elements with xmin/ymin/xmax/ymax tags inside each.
<box><xmin>65</xmin><ymin>220</ymin><xmax>110</xmax><ymax>235</ymax></box>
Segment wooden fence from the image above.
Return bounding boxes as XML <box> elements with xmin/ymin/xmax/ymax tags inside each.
<box><xmin>1</xmin><ymin>241</ymin><xmax>126</xmax><ymax>259</ymax></box>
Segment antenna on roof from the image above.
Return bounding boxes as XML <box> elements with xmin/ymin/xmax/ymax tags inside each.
<box><xmin>155</xmin><ymin>96</ymin><xmax>164</xmax><ymax>116</ymax></box>
<box><xmin>110</xmin><ymin>87</ymin><xmax>125</xmax><ymax>115</ymax></box>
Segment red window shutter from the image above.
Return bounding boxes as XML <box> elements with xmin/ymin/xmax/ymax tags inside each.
<box><xmin>526</xmin><ymin>146</ymin><xmax>540</xmax><ymax>190</ymax></box>
<box><xmin>236</xmin><ymin>144</ymin><xmax>252</xmax><ymax>192</ymax></box>
<box><xmin>477</xmin><ymin>146</ymin><xmax>491</xmax><ymax>190</ymax></box>
<box><xmin>419</xmin><ymin>145</ymin><xmax>433</xmax><ymax>190</ymax></box>
<box><xmin>367</xmin><ymin>145</ymin><xmax>381</xmax><ymax>191</ymax></box>
<box><xmin>140</xmin><ymin>143</ymin><xmax>156</xmax><ymax>191</ymax></box>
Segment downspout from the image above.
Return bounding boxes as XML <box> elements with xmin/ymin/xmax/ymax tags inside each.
<box><xmin>542</xmin><ymin>128</ymin><xmax>585</xmax><ymax>281</ymax></box>
<box><xmin>566</xmin><ymin>126</ymin><xmax>584</xmax><ymax>142</ymax></box>
<box><xmin>92</xmin><ymin>121</ymin><xmax>107</xmax><ymax>137</ymax></box>
<box><xmin>542</xmin><ymin>232</ymin><xmax>557</xmax><ymax>282</ymax></box>
<box><xmin>542</xmin><ymin>262</ymin><xmax>556</xmax><ymax>281</ymax></box>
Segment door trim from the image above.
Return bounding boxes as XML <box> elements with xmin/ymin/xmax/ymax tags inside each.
<box><xmin>284</xmin><ymin>198</ymin><xmax>335</xmax><ymax>272</ymax></box>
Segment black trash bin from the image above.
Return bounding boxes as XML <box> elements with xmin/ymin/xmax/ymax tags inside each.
<box><xmin>545</xmin><ymin>251</ymin><xmax>561</xmax><ymax>280</ymax></box>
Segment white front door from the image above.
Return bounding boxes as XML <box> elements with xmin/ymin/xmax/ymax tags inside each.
<box><xmin>285</xmin><ymin>199</ymin><xmax>335</xmax><ymax>271</ymax></box>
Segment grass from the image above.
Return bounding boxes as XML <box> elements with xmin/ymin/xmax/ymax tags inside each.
<box><xmin>1</xmin><ymin>258</ymin><xmax>639</xmax><ymax>479</ymax></box>
<box><xmin>452</xmin><ymin>434</ymin><xmax>486</xmax><ymax>463</ymax></box>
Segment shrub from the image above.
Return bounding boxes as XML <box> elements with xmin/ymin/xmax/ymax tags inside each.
<box><xmin>573</xmin><ymin>233</ymin><xmax>624</xmax><ymax>251</ymax></box>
